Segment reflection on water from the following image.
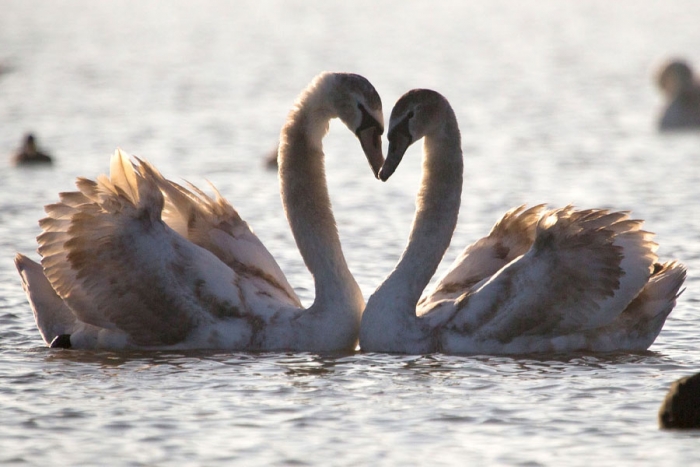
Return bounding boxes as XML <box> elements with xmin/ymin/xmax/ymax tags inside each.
<box><xmin>1</xmin><ymin>0</ymin><xmax>700</xmax><ymax>465</ymax></box>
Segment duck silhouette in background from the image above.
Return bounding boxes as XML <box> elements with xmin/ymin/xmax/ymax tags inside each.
<box><xmin>12</xmin><ymin>133</ymin><xmax>53</xmax><ymax>166</ymax></box>
<box><xmin>655</xmin><ymin>59</ymin><xmax>700</xmax><ymax>131</ymax></box>
<box><xmin>659</xmin><ymin>373</ymin><xmax>700</xmax><ymax>429</ymax></box>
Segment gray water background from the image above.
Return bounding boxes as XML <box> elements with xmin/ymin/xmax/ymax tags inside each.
<box><xmin>1</xmin><ymin>1</ymin><xmax>700</xmax><ymax>465</ymax></box>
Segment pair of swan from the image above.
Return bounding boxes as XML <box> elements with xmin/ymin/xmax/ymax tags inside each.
<box><xmin>15</xmin><ymin>72</ymin><xmax>685</xmax><ymax>354</ymax></box>
<box><xmin>656</xmin><ymin>59</ymin><xmax>700</xmax><ymax>131</ymax></box>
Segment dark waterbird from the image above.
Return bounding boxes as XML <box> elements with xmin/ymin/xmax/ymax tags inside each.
<box><xmin>12</xmin><ymin>133</ymin><xmax>53</xmax><ymax>166</ymax></box>
<box><xmin>659</xmin><ymin>372</ymin><xmax>700</xmax><ymax>429</ymax></box>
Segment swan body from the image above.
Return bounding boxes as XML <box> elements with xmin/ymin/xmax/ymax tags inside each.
<box><xmin>16</xmin><ymin>72</ymin><xmax>384</xmax><ymax>351</ymax></box>
<box><xmin>359</xmin><ymin>89</ymin><xmax>686</xmax><ymax>355</ymax></box>
<box><xmin>656</xmin><ymin>59</ymin><xmax>700</xmax><ymax>131</ymax></box>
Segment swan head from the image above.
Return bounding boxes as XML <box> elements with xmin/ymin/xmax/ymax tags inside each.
<box><xmin>323</xmin><ymin>73</ymin><xmax>385</xmax><ymax>178</ymax></box>
<box><xmin>656</xmin><ymin>59</ymin><xmax>694</xmax><ymax>98</ymax></box>
<box><xmin>379</xmin><ymin>89</ymin><xmax>449</xmax><ymax>181</ymax></box>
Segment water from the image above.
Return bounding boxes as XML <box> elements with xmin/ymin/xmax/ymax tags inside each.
<box><xmin>1</xmin><ymin>1</ymin><xmax>700</xmax><ymax>465</ymax></box>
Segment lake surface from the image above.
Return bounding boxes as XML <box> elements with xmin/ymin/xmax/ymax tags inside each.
<box><xmin>1</xmin><ymin>1</ymin><xmax>700</xmax><ymax>465</ymax></box>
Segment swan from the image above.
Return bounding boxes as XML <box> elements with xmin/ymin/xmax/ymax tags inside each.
<box><xmin>655</xmin><ymin>59</ymin><xmax>700</xmax><ymax>131</ymax></box>
<box><xmin>15</xmin><ymin>72</ymin><xmax>385</xmax><ymax>351</ymax></box>
<box><xmin>359</xmin><ymin>89</ymin><xmax>686</xmax><ymax>354</ymax></box>
<box><xmin>12</xmin><ymin>133</ymin><xmax>53</xmax><ymax>166</ymax></box>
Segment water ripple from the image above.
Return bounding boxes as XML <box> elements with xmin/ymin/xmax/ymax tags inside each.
<box><xmin>2</xmin><ymin>1</ymin><xmax>700</xmax><ymax>465</ymax></box>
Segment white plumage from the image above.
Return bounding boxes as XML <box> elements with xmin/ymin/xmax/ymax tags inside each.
<box><xmin>359</xmin><ymin>89</ymin><xmax>685</xmax><ymax>355</ymax></box>
<box><xmin>16</xmin><ymin>72</ymin><xmax>385</xmax><ymax>351</ymax></box>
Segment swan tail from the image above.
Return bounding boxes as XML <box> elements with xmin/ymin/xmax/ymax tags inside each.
<box><xmin>14</xmin><ymin>253</ymin><xmax>78</xmax><ymax>346</ymax></box>
<box><xmin>618</xmin><ymin>260</ymin><xmax>685</xmax><ymax>346</ymax></box>
<box><xmin>424</xmin><ymin>204</ymin><xmax>546</xmax><ymax>304</ymax></box>
<box><xmin>579</xmin><ymin>261</ymin><xmax>686</xmax><ymax>351</ymax></box>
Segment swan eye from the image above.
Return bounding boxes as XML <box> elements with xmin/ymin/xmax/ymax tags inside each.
<box><xmin>407</xmin><ymin>110</ymin><xmax>414</xmax><ymax>119</ymax></box>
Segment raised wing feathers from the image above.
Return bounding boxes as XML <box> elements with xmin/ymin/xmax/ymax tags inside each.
<box><xmin>444</xmin><ymin>207</ymin><xmax>657</xmax><ymax>343</ymax></box>
<box><xmin>138</xmin><ymin>159</ymin><xmax>301</xmax><ymax>307</ymax></box>
<box><xmin>422</xmin><ymin>205</ymin><xmax>545</xmax><ymax>305</ymax></box>
<box><xmin>35</xmin><ymin>151</ymin><xmax>267</xmax><ymax>346</ymax></box>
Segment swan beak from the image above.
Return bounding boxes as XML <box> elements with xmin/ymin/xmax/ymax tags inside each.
<box><xmin>357</xmin><ymin>125</ymin><xmax>384</xmax><ymax>179</ymax></box>
<box><xmin>379</xmin><ymin>132</ymin><xmax>411</xmax><ymax>182</ymax></box>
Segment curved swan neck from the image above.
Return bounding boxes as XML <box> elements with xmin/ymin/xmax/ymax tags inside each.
<box><xmin>385</xmin><ymin>109</ymin><xmax>463</xmax><ymax>306</ymax></box>
<box><xmin>278</xmin><ymin>79</ymin><xmax>361</xmax><ymax>306</ymax></box>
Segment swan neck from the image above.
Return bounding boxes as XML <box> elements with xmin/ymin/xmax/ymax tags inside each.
<box><xmin>387</xmin><ymin>114</ymin><xmax>463</xmax><ymax>306</ymax></box>
<box><xmin>278</xmin><ymin>89</ymin><xmax>362</xmax><ymax>309</ymax></box>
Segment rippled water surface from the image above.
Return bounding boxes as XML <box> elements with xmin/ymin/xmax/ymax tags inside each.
<box><xmin>2</xmin><ymin>1</ymin><xmax>700</xmax><ymax>465</ymax></box>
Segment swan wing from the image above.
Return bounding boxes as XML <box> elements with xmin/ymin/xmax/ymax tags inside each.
<box><xmin>421</xmin><ymin>205</ymin><xmax>545</xmax><ymax>306</ymax></box>
<box><xmin>440</xmin><ymin>207</ymin><xmax>658</xmax><ymax>345</ymax></box>
<box><xmin>138</xmin><ymin>160</ymin><xmax>301</xmax><ymax>308</ymax></box>
<box><xmin>36</xmin><ymin>150</ymin><xmax>289</xmax><ymax>347</ymax></box>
